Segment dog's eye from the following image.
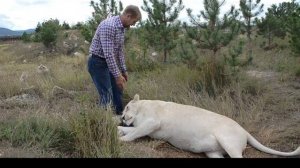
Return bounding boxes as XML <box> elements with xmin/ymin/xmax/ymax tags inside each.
<box><xmin>126</xmin><ymin>106</ymin><xmax>129</xmax><ymax>111</ymax></box>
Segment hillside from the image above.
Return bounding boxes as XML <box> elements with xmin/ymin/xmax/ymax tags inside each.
<box><xmin>0</xmin><ymin>27</ymin><xmax>35</xmax><ymax>37</ymax></box>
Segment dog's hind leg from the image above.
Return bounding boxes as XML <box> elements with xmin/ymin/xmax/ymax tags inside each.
<box><xmin>216</xmin><ymin>137</ymin><xmax>245</xmax><ymax>158</ymax></box>
<box><xmin>214</xmin><ymin>131</ymin><xmax>247</xmax><ymax>158</ymax></box>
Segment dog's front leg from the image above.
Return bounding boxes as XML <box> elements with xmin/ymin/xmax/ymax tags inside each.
<box><xmin>118</xmin><ymin>126</ymin><xmax>136</xmax><ymax>136</ymax></box>
<box><xmin>120</xmin><ymin>119</ymin><xmax>160</xmax><ymax>141</ymax></box>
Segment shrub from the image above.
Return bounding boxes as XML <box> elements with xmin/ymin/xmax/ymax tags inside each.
<box><xmin>21</xmin><ymin>32</ymin><xmax>31</xmax><ymax>43</ymax></box>
<box><xmin>39</xmin><ymin>19</ymin><xmax>60</xmax><ymax>48</ymax></box>
<box><xmin>295</xmin><ymin>66</ymin><xmax>300</xmax><ymax>77</ymax></box>
<box><xmin>70</xmin><ymin>106</ymin><xmax>120</xmax><ymax>158</ymax></box>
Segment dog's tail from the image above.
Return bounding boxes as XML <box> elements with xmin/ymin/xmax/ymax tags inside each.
<box><xmin>247</xmin><ymin>132</ymin><xmax>300</xmax><ymax>157</ymax></box>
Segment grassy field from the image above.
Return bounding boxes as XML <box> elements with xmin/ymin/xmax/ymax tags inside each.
<box><xmin>0</xmin><ymin>31</ymin><xmax>299</xmax><ymax>158</ymax></box>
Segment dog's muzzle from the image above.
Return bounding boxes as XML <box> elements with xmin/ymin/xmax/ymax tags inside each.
<box><xmin>121</xmin><ymin>116</ymin><xmax>134</xmax><ymax>127</ymax></box>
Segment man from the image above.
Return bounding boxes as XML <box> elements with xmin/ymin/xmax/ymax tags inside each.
<box><xmin>88</xmin><ymin>5</ymin><xmax>141</xmax><ymax>115</ymax></box>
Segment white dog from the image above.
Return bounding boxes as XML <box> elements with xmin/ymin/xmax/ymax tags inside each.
<box><xmin>118</xmin><ymin>94</ymin><xmax>300</xmax><ymax>158</ymax></box>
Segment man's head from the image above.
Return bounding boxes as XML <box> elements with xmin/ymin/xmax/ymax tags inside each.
<box><xmin>120</xmin><ymin>5</ymin><xmax>142</xmax><ymax>29</ymax></box>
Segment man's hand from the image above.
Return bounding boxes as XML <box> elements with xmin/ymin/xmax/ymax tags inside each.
<box><xmin>116</xmin><ymin>75</ymin><xmax>126</xmax><ymax>91</ymax></box>
<box><xmin>122</xmin><ymin>72</ymin><xmax>128</xmax><ymax>82</ymax></box>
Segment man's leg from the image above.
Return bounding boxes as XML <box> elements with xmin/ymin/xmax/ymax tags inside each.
<box><xmin>110</xmin><ymin>73</ymin><xmax>123</xmax><ymax>115</ymax></box>
<box><xmin>87</xmin><ymin>56</ymin><xmax>113</xmax><ymax>108</ymax></box>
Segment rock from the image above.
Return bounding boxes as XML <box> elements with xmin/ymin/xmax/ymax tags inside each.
<box><xmin>37</xmin><ymin>64</ymin><xmax>49</xmax><ymax>74</ymax></box>
<box><xmin>152</xmin><ymin>52</ymin><xmax>158</xmax><ymax>57</ymax></box>
<box><xmin>0</xmin><ymin>94</ymin><xmax>39</xmax><ymax>108</ymax></box>
<box><xmin>51</xmin><ymin>86</ymin><xmax>74</xmax><ymax>99</ymax></box>
<box><xmin>19</xmin><ymin>72</ymin><xmax>29</xmax><ymax>83</ymax></box>
<box><xmin>74</xmin><ymin>52</ymin><xmax>82</xmax><ymax>57</ymax></box>
<box><xmin>20</xmin><ymin>86</ymin><xmax>42</xmax><ymax>97</ymax></box>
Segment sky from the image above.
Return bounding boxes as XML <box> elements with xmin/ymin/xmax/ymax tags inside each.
<box><xmin>0</xmin><ymin>0</ymin><xmax>293</xmax><ymax>30</ymax></box>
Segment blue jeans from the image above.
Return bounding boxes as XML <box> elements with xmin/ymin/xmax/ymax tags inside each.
<box><xmin>87</xmin><ymin>55</ymin><xmax>123</xmax><ymax>115</ymax></box>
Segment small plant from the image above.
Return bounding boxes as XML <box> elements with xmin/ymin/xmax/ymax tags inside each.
<box><xmin>225</xmin><ymin>40</ymin><xmax>245</xmax><ymax>77</ymax></box>
<box><xmin>198</xmin><ymin>59</ymin><xmax>229</xmax><ymax>98</ymax></box>
<box><xmin>70</xmin><ymin>106</ymin><xmax>120</xmax><ymax>158</ymax></box>
<box><xmin>295</xmin><ymin>66</ymin><xmax>300</xmax><ymax>77</ymax></box>
<box><xmin>39</xmin><ymin>19</ymin><xmax>61</xmax><ymax>48</ymax></box>
<box><xmin>126</xmin><ymin>49</ymin><xmax>159</xmax><ymax>72</ymax></box>
<box><xmin>0</xmin><ymin>116</ymin><xmax>74</xmax><ymax>153</ymax></box>
<box><xmin>21</xmin><ymin>32</ymin><xmax>31</xmax><ymax>43</ymax></box>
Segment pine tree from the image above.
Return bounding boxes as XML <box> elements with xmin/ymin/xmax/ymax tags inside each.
<box><xmin>186</xmin><ymin>0</ymin><xmax>240</xmax><ymax>58</ymax></box>
<box><xmin>136</xmin><ymin>22</ymin><xmax>149</xmax><ymax>60</ymax></box>
<box><xmin>256</xmin><ymin>5</ymin><xmax>285</xmax><ymax>48</ymax></box>
<box><xmin>225</xmin><ymin>40</ymin><xmax>245</xmax><ymax>78</ymax></box>
<box><xmin>256</xmin><ymin>1</ymin><xmax>300</xmax><ymax>54</ymax></box>
<box><xmin>40</xmin><ymin>19</ymin><xmax>60</xmax><ymax>48</ymax></box>
<box><xmin>186</xmin><ymin>0</ymin><xmax>240</xmax><ymax>97</ymax></box>
<box><xmin>21</xmin><ymin>32</ymin><xmax>31</xmax><ymax>43</ymax></box>
<box><xmin>62</xmin><ymin>21</ymin><xmax>71</xmax><ymax>30</ymax></box>
<box><xmin>82</xmin><ymin>0</ymin><xmax>123</xmax><ymax>42</ymax></box>
<box><xmin>287</xmin><ymin>4</ymin><xmax>300</xmax><ymax>56</ymax></box>
<box><xmin>274</xmin><ymin>0</ymin><xmax>299</xmax><ymax>28</ymax></box>
<box><xmin>239</xmin><ymin>0</ymin><xmax>264</xmax><ymax>62</ymax></box>
<box><xmin>89</xmin><ymin>0</ymin><xmax>123</xmax><ymax>29</ymax></box>
<box><xmin>141</xmin><ymin>0</ymin><xmax>184</xmax><ymax>63</ymax></box>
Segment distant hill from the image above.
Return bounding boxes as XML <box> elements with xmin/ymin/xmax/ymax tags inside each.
<box><xmin>0</xmin><ymin>27</ymin><xmax>35</xmax><ymax>38</ymax></box>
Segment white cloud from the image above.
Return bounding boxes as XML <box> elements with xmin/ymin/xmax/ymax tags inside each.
<box><xmin>0</xmin><ymin>0</ymin><xmax>292</xmax><ymax>30</ymax></box>
<box><xmin>0</xmin><ymin>0</ymin><xmax>93</xmax><ymax>30</ymax></box>
<box><xmin>15</xmin><ymin>0</ymin><xmax>49</xmax><ymax>6</ymax></box>
<box><xmin>0</xmin><ymin>14</ymin><xmax>14</xmax><ymax>28</ymax></box>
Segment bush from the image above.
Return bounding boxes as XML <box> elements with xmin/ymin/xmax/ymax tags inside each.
<box><xmin>70</xmin><ymin>107</ymin><xmax>120</xmax><ymax>158</ymax></box>
<box><xmin>0</xmin><ymin>116</ymin><xmax>74</xmax><ymax>153</ymax></box>
<box><xmin>295</xmin><ymin>66</ymin><xmax>300</xmax><ymax>77</ymax></box>
<box><xmin>39</xmin><ymin>19</ymin><xmax>61</xmax><ymax>48</ymax></box>
<box><xmin>126</xmin><ymin>50</ymin><xmax>159</xmax><ymax>72</ymax></box>
<box><xmin>21</xmin><ymin>32</ymin><xmax>31</xmax><ymax>43</ymax></box>
<box><xmin>80</xmin><ymin>24</ymin><xmax>94</xmax><ymax>43</ymax></box>
<box><xmin>287</xmin><ymin>7</ymin><xmax>300</xmax><ymax>56</ymax></box>
<box><xmin>195</xmin><ymin>59</ymin><xmax>230</xmax><ymax>97</ymax></box>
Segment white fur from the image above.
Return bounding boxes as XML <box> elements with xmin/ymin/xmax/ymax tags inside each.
<box><xmin>118</xmin><ymin>94</ymin><xmax>300</xmax><ymax>158</ymax></box>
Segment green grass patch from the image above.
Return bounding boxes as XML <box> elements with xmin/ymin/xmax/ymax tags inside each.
<box><xmin>69</xmin><ymin>106</ymin><xmax>120</xmax><ymax>158</ymax></box>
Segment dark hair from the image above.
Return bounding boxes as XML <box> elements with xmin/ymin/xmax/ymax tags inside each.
<box><xmin>123</xmin><ymin>5</ymin><xmax>142</xmax><ymax>20</ymax></box>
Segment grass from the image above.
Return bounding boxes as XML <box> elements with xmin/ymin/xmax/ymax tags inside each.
<box><xmin>296</xmin><ymin>67</ymin><xmax>300</xmax><ymax>77</ymax></box>
<box><xmin>0</xmin><ymin>113</ymin><xmax>73</xmax><ymax>153</ymax></box>
<box><xmin>0</xmin><ymin>103</ymin><xmax>120</xmax><ymax>158</ymax></box>
<box><xmin>125</xmin><ymin>64</ymin><xmax>200</xmax><ymax>102</ymax></box>
<box><xmin>69</xmin><ymin>105</ymin><xmax>120</xmax><ymax>158</ymax></box>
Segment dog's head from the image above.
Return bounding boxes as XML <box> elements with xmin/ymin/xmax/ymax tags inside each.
<box><xmin>121</xmin><ymin>94</ymin><xmax>140</xmax><ymax>126</ymax></box>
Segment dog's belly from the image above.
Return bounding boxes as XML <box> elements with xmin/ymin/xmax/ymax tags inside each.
<box><xmin>149</xmin><ymin>128</ymin><xmax>223</xmax><ymax>153</ymax></box>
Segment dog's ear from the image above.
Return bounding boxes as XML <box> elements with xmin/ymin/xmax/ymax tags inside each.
<box><xmin>133</xmin><ymin>94</ymin><xmax>140</xmax><ymax>102</ymax></box>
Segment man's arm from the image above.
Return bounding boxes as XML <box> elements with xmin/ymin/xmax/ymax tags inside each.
<box><xmin>99</xmin><ymin>25</ymin><xmax>121</xmax><ymax>78</ymax></box>
<box><xmin>100</xmin><ymin>25</ymin><xmax>126</xmax><ymax>90</ymax></box>
<box><xmin>119</xmin><ymin>47</ymin><xmax>128</xmax><ymax>81</ymax></box>
<box><xmin>119</xmin><ymin>47</ymin><xmax>127</xmax><ymax>74</ymax></box>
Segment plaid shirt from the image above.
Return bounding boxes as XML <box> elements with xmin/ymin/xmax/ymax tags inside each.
<box><xmin>89</xmin><ymin>16</ymin><xmax>126</xmax><ymax>78</ymax></box>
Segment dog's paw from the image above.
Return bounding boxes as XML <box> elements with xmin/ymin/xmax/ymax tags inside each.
<box><xmin>117</xmin><ymin>126</ymin><xmax>125</xmax><ymax>137</ymax></box>
<box><xmin>119</xmin><ymin>136</ymin><xmax>132</xmax><ymax>142</ymax></box>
